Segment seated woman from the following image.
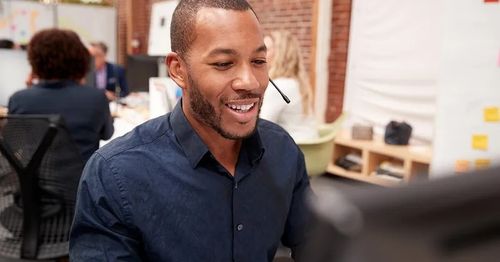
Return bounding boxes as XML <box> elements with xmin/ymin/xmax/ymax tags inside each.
<box><xmin>8</xmin><ymin>29</ymin><xmax>114</xmax><ymax>162</ymax></box>
<box><xmin>261</xmin><ymin>30</ymin><xmax>318</xmax><ymax>141</ymax></box>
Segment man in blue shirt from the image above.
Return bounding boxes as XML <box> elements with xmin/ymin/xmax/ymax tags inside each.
<box><xmin>69</xmin><ymin>0</ymin><xmax>311</xmax><ymax>261</ymax></box>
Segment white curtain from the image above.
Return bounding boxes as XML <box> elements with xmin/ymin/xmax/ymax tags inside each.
<box><xmin>344</xmin><ymin>0</ymin><xmax>442</xmax><ymax>144</ymax></box>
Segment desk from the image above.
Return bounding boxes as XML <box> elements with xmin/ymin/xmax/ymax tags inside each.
<box><xmin>100</xmin><ymin>93</ymin><xmax>150</xmax><ymax>147</ymax></box>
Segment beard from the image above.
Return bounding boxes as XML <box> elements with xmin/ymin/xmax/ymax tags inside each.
<box><xmin>187</xmin><ymin>75</ymin><xmax>261</xmax><ymax>140</ymax></box>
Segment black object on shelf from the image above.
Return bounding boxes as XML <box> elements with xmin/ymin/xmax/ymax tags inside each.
<box><xmin>384</xmin><ymin>121</ymin><xmax>412</xmax><ymax>145</ymax></box>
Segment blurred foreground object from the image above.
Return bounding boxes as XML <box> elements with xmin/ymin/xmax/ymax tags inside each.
<box><xmin>302</xmin><ymin>166</ymin><xmax>500</xmax><ymax>262</ymax></box>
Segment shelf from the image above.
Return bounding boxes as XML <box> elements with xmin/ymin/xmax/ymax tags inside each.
<box><xmin>327</xmin><ymin>164</ymin><xmax>400</xmax><ymax>187</ymax></box>
<box><xmin>328</xmin><ymin>130</ymin><xmax>432</xmax><ymax>187</ymax></box>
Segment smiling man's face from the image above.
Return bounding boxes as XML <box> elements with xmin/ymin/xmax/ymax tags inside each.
<box><xmin>180</xmin><ymin>8</ymin><xmax>268</xmax><ymax>139</ymax></box>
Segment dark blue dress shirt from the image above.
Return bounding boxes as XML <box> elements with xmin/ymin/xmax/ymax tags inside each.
<box><xmin>70</xmin><ymin>102</ymin><xmax>311</xmax><ymax>261</ymax></box>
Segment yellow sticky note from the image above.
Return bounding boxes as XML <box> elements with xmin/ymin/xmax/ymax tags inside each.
<box><xmin>475</xmin><ymin>159</ymin><xmax>491</xmax><ymax>170</ymax></box>
<box><xmin>484</xmin><ymin>107</ymin><xmax>500</xmax><ymax>122</ymax></box>
<box><xmin>472</xmin><ymin>135</ymin><xmax>488</xmax><ymax>150</ymax></box>
<box><xmin>455</xmin><ymin>160</ymin><xmax>470</xmax><ymax>173</ymax></box>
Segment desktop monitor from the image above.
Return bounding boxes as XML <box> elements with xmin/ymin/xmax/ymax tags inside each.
<box><xmin>303</xmin><ymin>167</ymin><xmax>500</xmax><ymax>262</ymax></box>
<box><xmin>0</xmin><ymin>50</ymin><xmax>31</xmax><ymax>107</ymax></box>
<box><xmin>126</xmin><ymin>55</ymin><xmax>162</xmax><ymax>92</ymax></box>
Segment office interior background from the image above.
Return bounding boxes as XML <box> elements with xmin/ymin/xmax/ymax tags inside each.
<box><xmin>1</xmin><ymin>0</ymin><xmax>500</xmax><ymax>260</ymax></box>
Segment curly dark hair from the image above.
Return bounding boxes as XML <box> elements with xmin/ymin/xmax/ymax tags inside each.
<box><xmin>28</xmin><ymin>29</ymin><xmax>90</xmax><ymax>81</ymax></box>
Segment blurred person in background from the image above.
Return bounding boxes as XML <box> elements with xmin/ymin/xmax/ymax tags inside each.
<box><xmin>89</xmin><ymin>41</ymin><xmax>129</xmax><ymax>101</ymax></box>
<box><xmin>261</xmin><ymin>30</ymin><xmax>318</xmax><ymax>141</ymax></box>
<box><xmin>8</xmin><ymin>28</ymin><xmax>114</xmax><ymax>162</ymax></box>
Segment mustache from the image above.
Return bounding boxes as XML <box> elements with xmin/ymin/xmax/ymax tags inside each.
<box><xmin>223</xmin><ymin>92</ymin><xmax>262</xmax><ymax>102</ymax></box>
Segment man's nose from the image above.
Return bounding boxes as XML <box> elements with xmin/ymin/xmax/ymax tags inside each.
<box><xmin>231</xmin><ymin>64</ymin><xmax>260</xmax><ymax>91</ymax></box>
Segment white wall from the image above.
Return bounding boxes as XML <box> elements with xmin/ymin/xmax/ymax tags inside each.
<box><xmin>0</xmin><ymin>50</ymin><xmax>31</xmax><ymax>107</ymax></box>
<box><xmin>431</xmin><ymin>0</ymin><xmax>500</xmax><ymax>176</ymax></box>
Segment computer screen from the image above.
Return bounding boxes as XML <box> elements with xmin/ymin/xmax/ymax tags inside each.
<box><xmin>0</xmin><ymin>50</ymin><xmax>31</xmax><ymax>107</ymax></box>
<box><xmin>126</xmin><ymin>55</ymin><xmax>162</xmax><ymax>92</ymax></box>
<box><xmin>303</xmin><ymin>167</ymin><xmax>500</xmax><ymax>262</ymax></box>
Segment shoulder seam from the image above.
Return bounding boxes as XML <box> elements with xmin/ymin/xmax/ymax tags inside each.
<box><xmin>100</xmin><ymin>120</ymin><xmax>171</xmax><ymax>160</ymax></box>
<box><xmin>96</xmin><ymin>152</ymin><xmax>135</xmax><ymax>225</ymax></box>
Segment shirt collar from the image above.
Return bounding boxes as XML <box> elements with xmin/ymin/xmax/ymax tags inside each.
<box><xmin>36</xmin><ymin>80</ymin><xmax>77</xmax><ymax>88</ymax></box>
<box><xmin>170</xmin><ymin>100</ymin><xmax>265</xmax><ymax>169</ymax></box>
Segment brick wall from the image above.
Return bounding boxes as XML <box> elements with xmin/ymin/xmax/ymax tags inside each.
<box><xmin>117</xmin><ymin>0</ymin><xmax>315</xmax><ymax>69</ymax></box>
<box><xmin>117</xmin><ymin>0</ymin><xmax>351</xmax><ymax>122</ymax></box>
<box><xmin>326</xmin><ymin>0</ymin><xmax>352</xmax><ymax>122</ymax></box>
<box><xmin>116</xmin><ymin>0</ymin><xmax>127</xmax><ymax>65</ymax></box>
<box><xmin>249</xmin><ymin>0</ymin><xmax>315</xmax><ymax>74</ymax></box>
<box><xmin>116</xmin><ymin>0</ymin><xmax>161</xmax><ymax>64</ymax></box>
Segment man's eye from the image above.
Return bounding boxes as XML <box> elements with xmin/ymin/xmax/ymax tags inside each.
<box><xmin>253</xmin><ymin>60</ymin><xmax>267</xmax><ymax>66</ymax></box>
<box><xmin>211</xmin><ymin>62</ymin><xmax>233</xmax><ymax>69</ymax></box>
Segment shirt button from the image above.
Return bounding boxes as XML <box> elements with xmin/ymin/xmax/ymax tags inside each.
<box><xmin>236</xmin><ymin>224</ymin><xmax>244</xmax><ymax>231</ymax></box>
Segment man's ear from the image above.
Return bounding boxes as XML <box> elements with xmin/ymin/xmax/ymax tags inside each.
<box><xmin>166</xmin><ymin>52</ymin><xmax>187</xmax><ymax>89</ymax></box>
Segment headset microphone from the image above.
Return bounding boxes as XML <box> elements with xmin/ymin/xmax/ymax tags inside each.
<box><xmin>269</xmin><ymin>78</ymin><xmax>290</xmax><ymax>104</ymax></box>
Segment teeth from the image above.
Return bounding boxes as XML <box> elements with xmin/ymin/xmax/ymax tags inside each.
<box><xmin>227</xmin><ymin>103</ymin><xmax>254</xmax><ymax>112</ymax></box>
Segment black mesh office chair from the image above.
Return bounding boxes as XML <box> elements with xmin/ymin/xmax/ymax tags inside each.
<box><xmin>0</xmin><ymin>115</ymin><xmax>84</xmax><ymax>260</ymax></box>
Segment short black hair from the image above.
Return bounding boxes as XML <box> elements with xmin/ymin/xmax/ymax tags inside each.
<box><xmin>170</xmin><ymin>0</ymin><xmax>256</xmax><ymax>58</ymax></box>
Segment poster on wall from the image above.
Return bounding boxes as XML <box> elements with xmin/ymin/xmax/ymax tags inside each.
<box><xmin>0</xmin><ymin>1</ymin><xmax>55</xmax><ymax>44</ymax></box>
<box><xmin>0</xmin><ymin>1</ymin><xmax>116</xmax><ymax>61</ymax></box>
<box><xmin>431</xmin><ymin>0</ymin><xmax>500</xmax><ymax>177</ymax></box>
<box><xmin>148</xmin><ymin>1</ymin><xmax>178</xmax><ymax>56</ymax></box>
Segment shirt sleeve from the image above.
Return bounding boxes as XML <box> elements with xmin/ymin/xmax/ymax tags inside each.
<box><xmin>69</xmin><ymin>153</ymin><xmax>142</xmax><ymax>261</ymax></box>
<box><xmin>281</xmin><ymin>150</ymin><xmax>313</xmax><ymax>260</ymax></box>
<box><xmin>7</xmin><ymin>93</ymin><xmax>20</xmax><ymax>114</ymax></box>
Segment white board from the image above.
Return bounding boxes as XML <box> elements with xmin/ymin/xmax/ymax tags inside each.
<box><xmin>58</xmin><ymin>3</ymin><xmax>117</xmax><ymax>62</ymax></box>
<box><xmin>0</xmin><ymin>1</ymin><xmax>116</xmax><ymax>61</ymax></box>
<box><xmin>431</xmin><ymin>0</ymin><xmax>500</xmax><ymax>177</ymax></box>
<box><xmin>0</xmin><ymin>0</ymin><xmax>55</xmax><ymax>44</ymax></box>
<box><xmin>148</xmin><ymin>1</ymin><xmax>178</xmax><ymax>56</ymax></box>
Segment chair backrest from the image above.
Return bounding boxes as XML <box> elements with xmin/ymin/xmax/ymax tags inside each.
<box><xmin>0</xmin><ymin>115</ymin><xmax>84</xmax><ymax>260</ymax></box>
<box><xmin>297</xmin><ymin>114</ymin><xmax>345</xmax><ymax>177</ymax></box>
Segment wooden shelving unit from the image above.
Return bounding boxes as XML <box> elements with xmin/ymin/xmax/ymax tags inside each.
<box><xmin>327</xmin><ymin>130</ymin><xmax>432</xmax><ymax>187</ymax></box>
